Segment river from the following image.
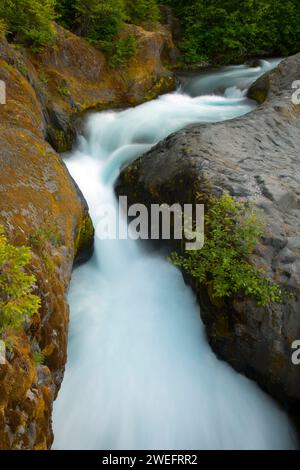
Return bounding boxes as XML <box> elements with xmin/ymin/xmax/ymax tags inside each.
<box><xmin>53</xmin><ymin>59</ymin><xmax>297</xmax><ymax>450</ymax></box>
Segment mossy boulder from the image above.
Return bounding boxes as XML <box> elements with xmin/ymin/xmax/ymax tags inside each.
<box><xmin>29</xmin><ymin>23</ymin><xmax>176</xmax><ymax>152</ymax></box>
<box><xmin>0</xmin><ymin>38</ymin><xmax>93</xmax><ymax>450</ymax></box>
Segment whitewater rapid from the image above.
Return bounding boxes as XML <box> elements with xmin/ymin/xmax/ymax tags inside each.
<box><xmin>53</xmin><ymin>60</ymin><xmax>297</xmax><ymax>450</ymax></box>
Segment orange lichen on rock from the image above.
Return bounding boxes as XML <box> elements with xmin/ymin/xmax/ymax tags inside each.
<box><xmin>0</xmin><ymin>19</ymin><xmax>175</xmax><ymax>449</ymax></box>
<box><xmin>29</xmin><ymin>24</ymin><xmax>176</xmax><ymax>151</ymax></box>
<box><xmin>0</xmin><ymin>37</ymin><xmax>93</xmax><ymax>450</ymax></box>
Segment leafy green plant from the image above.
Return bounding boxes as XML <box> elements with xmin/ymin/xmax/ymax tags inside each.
<box><xmin>0</xmin><ymin>0</ymin><xmax>56</xmax><ymax>51</ymax></box>
<box><xmin>170</xmin><ymin>194</ymin><xmax>282</xmax><ymax>306</ymax></box>
<box><xmin>162</xmin><ymin>0</ymin><xmax>300</xmax><ymax>64</ymax></box>
<box><xmin>32</xmin><ymin>350</ymin><xmax>45</xmax><ymax>365</ymax></box>
<box><xmin>0</xmin><ymin>19</ymin><xmax>7</xmax><ymax>39</ymax></box>
<box><xmin>0</xmin><ymin>225</ymin><xmax>41</xmax><ymax>335</ymax></box>
<box><xmin>57</xmin><ymin>83</ymin><xmax>69</xmax><ymax>97</ymax></box>
<box><xmin>56</xmin><ymin>0</ymin><xmax>161</xmax><ymax>36</ymax></box>
<box><xmin>125</xmin><ymin>0</ymin><xmax>160</xmax><ymax>25</ymax></box>
<box><xmin>18</xmin><ymin>64</ymin><xmax>28</xmax><ymax>77</ymax></box>
<box><xmin>55</xmin><ymin>0</ymin><xmax>76</xmax><ymax>29</ymax></box>
<box><xmin>73</xmin><ymin>0</ymin><xmax>126</xmax><ymax>43</ymax></box>
<box><xmin>102</xmin><ymin>35</ymin><xmax>137</xmax><ymax>68</ymax></box>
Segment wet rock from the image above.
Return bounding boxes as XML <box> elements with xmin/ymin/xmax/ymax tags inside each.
<box><xmin>0</xmin><ymin>18</ymin><xmax>176</xmax><ymax>449</ymax></box>
<box><xmin>118</xmin><ymin>54</ymin><xmax>300</xmax><ymax>416</ymax></box>
<box><xmin>0</xmin><ymin>37</ymin><xmax>94</xmax><ymax>449</ymax></box>
<box><xmin>30</xmin><ymin>24</ymin><xmax>176</xmax><ymax>152</ymax></box>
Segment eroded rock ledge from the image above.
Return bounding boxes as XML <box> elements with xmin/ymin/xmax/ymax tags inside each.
<box><xmin>118</xmin><ymin>54</ymin><xmax>300</xmax><ymax>420</ymax></box>
<box><xmin>31</xmin><ymin>24</ymin><xmax>176</xmax><ymax>152</ymax></box>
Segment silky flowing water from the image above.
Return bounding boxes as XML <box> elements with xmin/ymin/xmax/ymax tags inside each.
<box><xmin>53</xmin><ymin>60</ymin><xmax>297</xmax><ymax>450</ymax></box>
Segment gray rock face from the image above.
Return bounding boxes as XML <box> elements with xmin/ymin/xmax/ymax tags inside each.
<box><xmin>118</xmin><ymin>54</ymin><xmax>300</xmax><ymax>417</ymax></box>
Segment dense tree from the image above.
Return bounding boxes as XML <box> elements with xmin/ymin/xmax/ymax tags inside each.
<box><xmin>162</xmin><ymin>0</ymin><xmax>300</xmax><ymax>63</ymax></box>
<box><xmin>72</xmin><ymin>0</ymin><xmax>126</xmax><ymax>42</ymax></box>
<box><xmin>0</xmin><ymin>0</ymin><xmax>56</xmax><ymax>51</ymax></box>
<box><xmin>1</xmin><ymin>0</ymin><xmax>299</xmax><ymax>62</ymax></box>
<box><xmin>56</xmin><ymin>0</ymin><xmax>161</xmax><ymax>39</ymax></box>
<box><xmin>125</xmin><ymin>0</ymin><xmax>160</xmax><ymax>24</ymax></box>
<box><xmin>55</xmin><ymin>0</ymin><xmax>76</xmax><ymax>29</ymax></box>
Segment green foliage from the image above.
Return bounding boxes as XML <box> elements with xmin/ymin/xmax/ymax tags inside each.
<box><xmin>55</xmin><ymin>1</ymin><xmax>144</xmax><ymax>66</ymax></box>
<box><xmin>0</xmin><ymin>19</ymin><xmax>7</xmax><ymax>39</ymax></box>
<box><xmin>170</xmin><ymin>195</ymin><xmax>282</xmax><ymax>306</ymax></box>
<box><xmin>57</xmin><ymin>83</ymin><xmax>69</xmax><ymax>97</ymax></box>
<box><xmin>125</xmin><ymin>0</ymin><xmax>160</xmax><ymax>25</ymax></box>
<box><xmin>32</xmin><ymin>350</ymin><xmax>45</xmax><ymax>365</ymax></box>
<box><xmin>55</xmin><ymin>0</ymin><xmax>76</xmax><ymax>29</ymax></box>
<box><xmin>0</xmin><ymin>225</ymin><xmax>41</xmax><ymax>335</ymax></box>
<box><xmin>102</xmin><ymin>34</ymin><xmax>137</xmax><ymax>68</ymax></box>
<box><xmin>56</xmin><ymin>0</ymin><xmax>161</xmax><ymax>33</ymax></box>
<box><xmin>38</xmin><ymin>69</ymin><xmax>49</xmax><ymax>85</ymax></box>
<box><xmin>72</xmin><ymin>0</ymin><xmax>126</xmax><ymax>43</ymax></box>
<box><xmin>162</xmin><ymin>0</ymin><xmax>300</xmax><ymax>64</ymax></box>
<box><xmin>29</xmin><ymin>223</ymin><xmax>62</xmax><ymax>274</ymax></box>
<box><xmin>19</xmin><ymin>64</ymin><xmax>28</xmax><ymax>77</ymax></box>
<box><xmin>29</xmin><ymin>223</ymin><xmax>63</xmax><ymax>248</ymax></box>
<box><xmin>0</xmin><ymin>0</ymin><xmax>56</xmax><ymax>51</ymax></box>
<box><xmin>2</xmin><ymin>0</ymin><xmax>297</xmax><ymax>64</ymax></box>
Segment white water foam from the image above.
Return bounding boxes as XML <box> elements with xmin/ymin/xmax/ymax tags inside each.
<box><xmin>53</xmin><ymin>60</ymin><xmax>297</xmax><ymax>450</ymax></box>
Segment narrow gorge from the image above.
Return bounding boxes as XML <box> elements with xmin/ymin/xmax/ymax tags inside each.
<box><xmin>0</xmin><ymin>0</ymin><xmax>299</xmax><ymax>453</ymax></box>
<box><xmin>53</xmin><ymin>59</ymin><xmax>298</xmax><ymax>449</ymax></box>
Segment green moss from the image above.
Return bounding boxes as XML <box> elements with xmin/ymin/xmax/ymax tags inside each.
<box><xmin>248</xmin><ymin>76</ymin><xmax>270</xmax><ymax>104</ymax></box>
<box><xmin>248</xmin><ymin>87</ymin><xmax>268</xmax><ymax>104</ymax></box>
<box><xmin>18</xmin><ymin>64</ymin><xmax>28</xmax><ymax>77</ymax></box>
<box><xmin>47</xmin><ymin>126</ymin><xmax>71</xmax><ymax>153</ymax></box>
<box><xmin>57</xmin><ymin>83</ymin><xmax>69</xmax><ymax>98</ymax></box>
<box><xmin>38</xmin><ymin>69</ymin><xmax>48</xmax><ymax>85</ymax></box>
<box><xmin>30</xmin><ymin>223</ymin><xmax>63</xmax><ymax>249</ymax></box>
<box><xmin>42</xmin><ymin>253</ymin><xmax>55</xmax><ymax>273</ymax></box>
<box><xmin>144</xmin><ymin>76</ymin><xmax>175</xmax><ymax>102</ymax></box>
<box><xmin>101</xmin><ymin>35</ymin><xmax>138</xmax><ymax>68</ymax></box>
<box><xmin>75</xmin><ymin>214</ymin><xmax>94</xmax><ymax>257</ymax></box>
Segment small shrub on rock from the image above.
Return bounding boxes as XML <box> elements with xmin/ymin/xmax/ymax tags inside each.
<box><xmin>0</xmin><ymin>225</ymin><xmax>41</xmax><ymax>335</ymax></box>
<box><xmin>170</xmin><ymin>194</ymin><xmax>282</xmax><ymax>306</ymax></box>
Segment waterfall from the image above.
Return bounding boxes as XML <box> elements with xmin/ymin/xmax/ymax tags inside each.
<box><xmin>53</xmin><ymin>60</ymin><xmax>296</xmax><ymax>450</ymax></box>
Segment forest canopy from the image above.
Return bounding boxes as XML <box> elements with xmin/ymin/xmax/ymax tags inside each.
<box><xmin>0</xmin><ymin>1</ymin><xmax>299</xmax><ymax>62</ymax></box>
<box><xmin>162</xmin><ymin>0</ymin><xmax>300</xmax><ymax>63</ymax></box>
